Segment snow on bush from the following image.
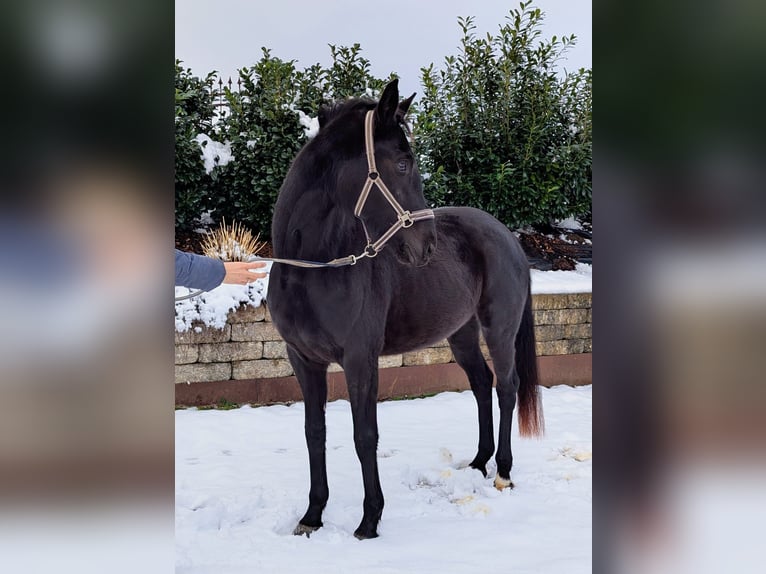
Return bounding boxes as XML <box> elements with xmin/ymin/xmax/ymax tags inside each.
<box><xmin>295</xmin><ymin>109</ymin><xmax>319</xmax><ymax>139</ymax></box>
<box><xmin>194</xmin><ymin>134</ymin><xmax>233</xmax><ymax>174</ymax></box>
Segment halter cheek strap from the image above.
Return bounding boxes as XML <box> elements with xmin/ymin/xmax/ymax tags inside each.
<box><xmin>352</xmin><ymin>110</ymin><xmax>435</xmax><ymax>257</ymax></box>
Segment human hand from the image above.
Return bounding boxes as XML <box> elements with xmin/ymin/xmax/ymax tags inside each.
<box><xmin>222</xmin><ymin>261</ymin><xmax>269</xmax><ymax>285</ymax></box>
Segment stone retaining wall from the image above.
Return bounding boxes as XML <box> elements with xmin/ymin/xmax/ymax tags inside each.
<box><xmin>175</xmin><ymin>293</ymin><xmax>592</xmax><ymax>385</ymax></box>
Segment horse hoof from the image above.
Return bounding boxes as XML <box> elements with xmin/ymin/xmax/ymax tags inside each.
<box><xmin>494</xmin><ymin>475</ymin><xmax>515</xmax><ymax>491</ymax></box>
<box><xmin>469</xmin><ymin>461</ymin><xmax>488</xmax><ymax>478</ymax></box>
<box><xmin>353</xmin><ymin>525</ymin><xmax>379</xmax><ymax>540</ymax></box>
<box><xmin>293</xmin><ymin>523</ymin><xmax>321</xmax><ymax>537</ymax></box>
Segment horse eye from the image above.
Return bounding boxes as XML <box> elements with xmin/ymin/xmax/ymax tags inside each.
<box><xmin>397</xmin><ymin>159</ymin><xmax>408</xmax><ymax>173</ymax></box>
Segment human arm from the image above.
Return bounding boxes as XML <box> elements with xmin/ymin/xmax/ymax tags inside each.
<box><xmin>174</xmin><ymin>250</ymin><xmax>225</xmax><ymax>290</ymax></box>
<box><xmin>175</xmin><ymin>250</ymin><xmax>267</xmax><ymax>290</ymax></box>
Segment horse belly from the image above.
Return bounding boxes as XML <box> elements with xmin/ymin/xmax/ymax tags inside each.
<box><xmin>381</xmin><ymin>279</ymin><xmax>478</xmax><ymax>355</ymax></box>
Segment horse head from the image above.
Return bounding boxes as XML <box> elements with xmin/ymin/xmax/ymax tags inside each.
<box><xmin>319</xmin><ymin>79</ymin><xmax>437</xmax><ymax>267</ymax></box>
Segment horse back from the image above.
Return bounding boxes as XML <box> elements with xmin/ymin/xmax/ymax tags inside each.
<box><xmin>382</xmin><ymin>207</ymin><xmax>529</xmax><ymax>354</ymax></box>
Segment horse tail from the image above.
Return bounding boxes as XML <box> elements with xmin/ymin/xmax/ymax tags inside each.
<box><xmin>515</xmin><ymin>285</ymin><xmax>544</xmax><ymax>438</ymax></box>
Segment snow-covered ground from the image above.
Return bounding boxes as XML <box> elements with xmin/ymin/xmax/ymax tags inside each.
<box><xmin>530</xmin><ymin>262</ymin><xmax>592</xmax><ymax>294</ymax></box>
<box><xmin>176</xmin><ymin>385</ymin><xmax>592</xmax><ymax>573</ymax></box>
<box><xmin>175</xmin><ymin>262</ymin><xmax>591</xmax><ymax>331</ymax></box>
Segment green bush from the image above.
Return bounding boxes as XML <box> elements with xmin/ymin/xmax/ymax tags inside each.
<box><xmin>174</xmin><ymin>4</ymin><xmax>592</xmax><ymax>240</ymax></box>
<box><xmin>415</xmin><ymin>1</ymin><xmax>592</xmax><ymax>229</ymax></box>
<box><xmin>175</xmin><ymin>47</ymin><xmax>395</xmax><ymax>240</ymax></box>
<box><xmin>208</xmin><ymin>49</ymin><xmax>306</xmax><ymax>235</ymax></box>
<box><xmin>174</xmin><ymin>60</ymin><xmax>217</xmax><ymax>233</ymax></box>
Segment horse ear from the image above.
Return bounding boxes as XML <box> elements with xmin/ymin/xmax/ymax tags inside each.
<box><xmin>396</xmin><ymin>92</ymin><xmax>416</xmax><ymax>123</ymax></box>
<box><xmin>318</xmin><ymin>104</ymin><xmax>331</xmax><ymax>130</ymax></box>
<box><xmin>375</xmin><ymin>79</ymin><xmax>400</xmax><ymax>124</ymax></box>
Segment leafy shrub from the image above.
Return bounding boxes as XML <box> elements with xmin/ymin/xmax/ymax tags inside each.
<box><xmin>174</xmin><ymin>4</ymin><xmax>592</xmax><ymax>240</ymax></box>
<box><xmin>179</xmin><ymin>47</ymin><xmax>395</xmax><ymax>240</ymax></box>
<box><xmin>174</xmin><ymin>60</ymin><xmax>216</xmax><ymax>233</ymax></box>
<box><xmin>415</xmin><ymin>1</ymin><xmax>592</xmax><ymax>229</ymax></box>
<box><xmin>207</xmin><ymin>49</ymin><xmax>306</xmax><ymax>235</ymax></box>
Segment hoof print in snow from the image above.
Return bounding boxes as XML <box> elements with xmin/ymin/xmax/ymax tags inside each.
<box><xmin>293</xmin><ymin>523</ymin><xmax>320</xmax><ymax>537</ymax></box>
<box><xmin>494</xmin><ymin>475</ymin><xmax>514</xmax><ymax>491</ymax></box>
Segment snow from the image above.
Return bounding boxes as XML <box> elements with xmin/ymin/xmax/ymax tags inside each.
<box><xmin>555</xmin><ymin>216</ymin><xmax>583</xmax><ymax>230</ymax></box>
<box><xmin>175</xmin><ymin>384</ymin><xmax>592</xmax><ymax>573</ymax></box>
<box><xmin>195</xmin><ymin>134</ymin><xmax>233</xmax><ymax>174</ymax></box>
<box><xmin>174</xmin><ymin>264</ymin><xmax>272</xmax><ymax>332</ymax></box>
<box><xmin>531</xmin><ymin>262</ymin><xmax>592</xmax><ymax>294</ymax></box>
<box><xmin>296</xmin><ymin>109</ymin><xmax>320</xmax><ymax>139</ymax></box>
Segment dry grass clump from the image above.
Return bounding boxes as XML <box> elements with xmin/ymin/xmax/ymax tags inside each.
<box><xmin>201</xmin><ymin>218</ymin><xmax>266</xmax><ymax>261</ymax></box>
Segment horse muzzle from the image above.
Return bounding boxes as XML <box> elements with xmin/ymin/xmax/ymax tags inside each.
<box><xmin>396</xmin><ymin>229</ymin><xmax>437</xmax><ymax>267</ymax></box>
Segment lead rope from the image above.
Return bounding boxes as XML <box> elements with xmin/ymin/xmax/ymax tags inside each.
<box><xmin>175</xmin><ymin>110</ymin><xmax>434</xmax><ymax>302</ymax></box>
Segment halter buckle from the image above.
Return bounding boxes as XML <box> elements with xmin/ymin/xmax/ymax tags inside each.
<box><xmin>364</xmin><ymin>244</ymin><xmax>378</xmax><ymax>258</ymax></box>
<box><xmin>400</xmin><ymin>211</ymin><xmax>414</xmax><ymax>228</ymax></box>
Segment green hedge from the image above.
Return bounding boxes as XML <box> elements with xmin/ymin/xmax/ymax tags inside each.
<box><xmin>175</xmin><ymin>2</ymin><xmax>592</xmax><ymax>239</ymax></box>
<box><xmin>416</xmin><ymin>2</ymin><xmax>592</xmax><ymax>229</ymax></box>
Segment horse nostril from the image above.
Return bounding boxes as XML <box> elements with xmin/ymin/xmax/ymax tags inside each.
<box><xmin>425</xmin><ymin>242</ymin><xmax>435</xmax><ymax>258</ymax></box>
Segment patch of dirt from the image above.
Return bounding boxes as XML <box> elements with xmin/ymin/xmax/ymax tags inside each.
<box><xmin>519</xmin><ymin>226</ymin><xmax>592</xmax><ymax>271</ymax></box>
<box><xmin>175</xmin><ymin>229</ymin><xmax>205</xmax><ymax>253</ymax></box>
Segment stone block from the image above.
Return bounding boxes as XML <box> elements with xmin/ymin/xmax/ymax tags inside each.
<box><xmin>175</xmin><ymin>362</ymin><xmax>231</xmax><ymax>384</ymax></box>
<box><xmin>534</xmin><ymin>308</ymin><xmax>588</xmax><ymax>326</ymax></box>
<box><xmin>232</xmin><ymin>359</ymin><xmax>294</xmax><ymax>379</ymax></box>
<box><xmin>567</xmin><ymin>292</ymin><xmax>592</xmax><ymax>309</ymax></box>
<box><xmin>565</xmin><ymin>323</ymin><xmax>592</xmax><ymax>340</ymax></box>
<box><xmin>264</xmin><ymin>305</ymin><xmax>273</xmax><ymax>322</ymax></box>
<box><xmin>534</xmin><ymin>324</ymin><xmax>567</xmax><ymax>342</ymax></box>
<box><xmin>536</xmin><ymin>338</ymin><xmax>589</xmax><ymax>356</ymax></box>
<box><xmin>263</xmin><ymin>341</ymin><xmax>288</xmax><ymax>359</ymax></box>
<box><xmin>174</xmin><ymin>344</ymin><xmax>198</xmax><ymax>365</ymax></box>
<box><xmin>198</xmin><ymin>341</ymin><xmax>263</xmax><ymax>363</ymax></box>
<box><xmin>532</xmin><ymin>293</ymin><xmax>592</xmax><ymax>310</ymax></box>
<box><xmin>227</xmin><ymin>303</ymin><xmax>266</xmax><ymax>323</ymax></box>
<box><xmin>403</xmin><ymin>347</ymin><xmax>453</xmax><ymax>366</ymax></box>
<box><xmin>231</xmin><ymin>322</ymin><xmax>282</xmax><ymax>342</ymax></box>
<box><xmin>379</xmin><ymin>354</ymin><xmax>403</xmax><ymax>369</ymax></box>
<box><xmin>586</xmin><ymin>308</ymin><xmax>592</xmax><ymax>323</ymax></box>
<box><xmin>536</xmin><ymin>339</ymin><xmax>568</xmax><ymax>356</ymax></box>
<box><xmin>175</xmin><ymin>324</ymin><xmax>231</xmax><ymax>345</ymax></box>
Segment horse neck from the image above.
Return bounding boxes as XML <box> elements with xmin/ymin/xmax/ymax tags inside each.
<box><xmin>273</xmin><ymin>176</ymin><xmax>365</xmax><ymax>262</ymax></box>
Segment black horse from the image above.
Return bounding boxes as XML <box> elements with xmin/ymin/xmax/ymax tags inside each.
<box><xmin>268</xmin><ymin>80</ymin><xmax>543</xmax><ymax>540</ymax></box>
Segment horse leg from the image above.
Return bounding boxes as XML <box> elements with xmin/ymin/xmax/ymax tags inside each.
<box><xmin>287</xmin><ymin>346</ymin><xmax>330</xmax><ymax>536</ymax></box>
<box><xmin>447</xmin><ymin>317</ymin><xmax>495</xmax><ymax>477</ymax></box>
<box><xmin>482</xmin><ymin>325</ymin><xmax>519</xmax><ymax>491</ymax></box>
<box><xmin>343</xmin><ymin>351</ymin><xmax>384</xmax><ymax>540</ymax></box>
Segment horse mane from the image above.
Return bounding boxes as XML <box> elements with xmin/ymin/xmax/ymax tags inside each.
<box><xmin>317</xmin><ymin>98</ymin><xmax>375</xmax><ymax>131</ymax></box>
<box><xmin>317</xmin><ymin>97</ymin><xmax>413</xmax><ymax>136</ymax></box>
